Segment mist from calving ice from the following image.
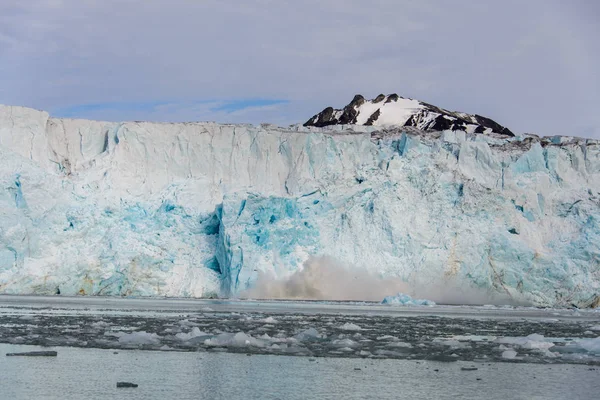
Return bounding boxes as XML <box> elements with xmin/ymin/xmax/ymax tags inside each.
<box><xmin>242</xmin><ymin>256</ymin><xmax>519</xmax><ymax>305</ymax></box>
<box><xmin>243</xmin><ymin>256</ymin><xmax>409</xmax><ymax>301</ymax></box>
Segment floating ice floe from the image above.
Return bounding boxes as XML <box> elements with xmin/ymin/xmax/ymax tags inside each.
<box><xmin>376</xmin><ymin>335</ymin><xmax>400</xmax><ymax>341</ymax></box>
<box><xmin>332</xmin><ymin>338</ymin><xmax>358</xmax><ymax>348</ymax></box>
<box><xmin>501</xmin><ymin>350</ymin><xmax>518</xmax><ymax>359</ymax></box>
<box><xmin>386</xmin><ymin>342</ymin><xmax>413</xmax><ymax>348</ymax></box>
<box><xmin>496</xmin><ymin>334</ymin><xmax>555</xmax><ymax>350</ymax></box>
<box><xmin>175</xmin><ymin>327</ymin><xmax>209</xmax><ymax>341</ymax></box>
<box><xmin>117</xmin><ymin>331</ymin><xmax>161</xmax><ymax>345</ymax></box>
<box><xmin>381</xmin><ymin>293</ymin><xmax>436</xmax><ymax>306</ymax></box>
<box><xmin>563</xmin><ymin>337</ymin><xmax>600</xmax><ymax>354</ymax></box>
<box><xmin>588</xmin><ymin>325</ymin><xmax>600</xmax><ymax>331</ymax></box>
<box><xmin>294</xmin><ymin>327</ymin><xmax>323</xmax><ymax>341</ymax></box>
<box><xmin>204</xmin><ymin>332</ymin><xmax>267</xmax><ymax>348</ymax></box>
<box><xmin>339</xmin><ymin>323</ymin><xmax>363</xmax><ymax>331</ymax></box>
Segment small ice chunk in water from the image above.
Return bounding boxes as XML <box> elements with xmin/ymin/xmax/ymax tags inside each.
<box><xmin>497</xmin><ymin>334</ymin><xmax>554</xmax><ymax>350</ymax></box>
<box><xmin>589</xmin><ymin>325</ymin><xmax>600</xmax><ymax>331</ymax></box>
<box><xmin>540</xmin><ymin>349</ymin><xmax>558</xmax><ymax>358</ymax></box>
<box><xmin>381</xmin><ymin>293</ymin><xmax>435</xmax><ymax>306</ymax></box>
<box><xmin>339</xmin><ymin>323</ymin><xmax>362</xmax><ymax>331</ymax></box>
<box><xmin>502</xmin><ymin>350</ymin><xmax>518</xmax><ymax>359</ymax></box>
<box><xmin>260</xmin><ymin>317</ymin><xmax>278</xmax><ymax>324</ymax></box>
<box><xmin>179</xmin><ymin>319</ymin><xmax>200</xmax><ymax>327</ymax></box>
<box><xmin>294</xmin><ymin>328</ymin><xmax>322</xmax><ymax>341</ymax></box>
<box><xmin>175</xmin><ymin>327</ymin><xmax>209</xmax><ymax>341</ymax></box>
<box><xmin>376</xmin><ymin>335</ymin><xmax>399</xmax><ymax>341</ymax></box>
<box><xmin>387</xmin><ymin>342</ymin><xmax>412</xmax><ymax>348</ymax></box>
<box><xmin>204</xmin><ymin>332</ymin><xmax>266</xmax><ymax>348</ymax></box>
<box><xmin>332</xmin><ymin>338</ymin><xmax>357</xmax><ymax>348</ymax></box>
<box><xmin>118</xmin><ymin>331</ymin><xmax>161</xmax><ymax>345</ymax></box>
<box><xmin>577</xmin><ymin>337</ymin><xmax>600</xmax><ymax>353</ymax></box>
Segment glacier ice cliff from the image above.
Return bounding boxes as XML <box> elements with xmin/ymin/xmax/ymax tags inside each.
<box><xmin>0</xmin><ymin>105</ymin><xmax>599</xmax><ymax>307</ymax></box>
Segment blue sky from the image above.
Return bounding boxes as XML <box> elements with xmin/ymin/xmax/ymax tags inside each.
<box><xmin>0</xmin><ymin>0</ymin><xmax>599</xmax><ymax>137</ymax></box>
<box><xmin>55</xmin><ymin>99</ymin><xmax>289</xmax><ymax>119</ymax></box>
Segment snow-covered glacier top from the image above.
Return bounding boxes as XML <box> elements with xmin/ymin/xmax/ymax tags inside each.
<box><xmin>0</xmin><ymin>104</ymin><xmax>598</xmax><ymax>307</ymax></box>
<box><xmin>304</xmin><ymin>94</ymin><xmax>514</xmax><ymax>136</ymax></box>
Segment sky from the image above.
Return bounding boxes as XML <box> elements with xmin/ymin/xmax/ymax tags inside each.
<box><xmin>0</xmin><ymin>0</ymin><xmax>599</xmax><ymax>138</ymax></box>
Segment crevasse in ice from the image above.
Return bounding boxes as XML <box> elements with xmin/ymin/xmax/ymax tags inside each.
<box><xmin>0</xmin><ymin>105</ymin><xmax>598</xmax><ymax>307</ymax></box>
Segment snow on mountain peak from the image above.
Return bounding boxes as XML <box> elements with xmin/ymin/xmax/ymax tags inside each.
<box><xmin>304</xmin><ymin>94</ymin><xmax>514</xmax><ymax>136</ymax></box>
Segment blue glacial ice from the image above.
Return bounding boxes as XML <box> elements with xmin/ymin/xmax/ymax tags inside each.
<box><xmin>0</xmin><ymin>105</ymin><xmax>599</xmax><ymax>307</ymax></box>
<box><xmin>382</xmin><ymin>293</ymin><xmax>436</xmax><ymax>306</ymax></box>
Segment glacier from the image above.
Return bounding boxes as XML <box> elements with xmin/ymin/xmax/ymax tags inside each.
<box><xmin>0</xmin><ymin>105</ymin><xmax>599</xmax><ymax>307</ymax></box>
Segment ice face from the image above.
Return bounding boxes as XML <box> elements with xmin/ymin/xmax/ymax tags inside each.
<box><xmin>0</xmin><ymin>105</ymin><xmax>599</xmax><ymax>307</ymax></box>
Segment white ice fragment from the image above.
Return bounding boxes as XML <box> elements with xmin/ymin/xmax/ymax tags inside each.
<box><xmin>496</xmin><ymin>334</ymin><xmax>554</xmax><ymax>350</ymax></box>
<box><xmin>118</xmin><ymin>331</ymin><xmax>161</xmax><ymax>345</ymax></box>
<box><xmin>387</xmin><ymin>342</ymin><xmax>413</xmax><ymax>348</ymax></box>
<box><xmin>376</xmin><ymin>335</ymin><xmax>399</xmax><ymax>341</ymax></box>
<box><xmin>204</xmin><ymin>332</ymin><xmax>266</xmax><ymax>348</ymax></box>
<box><xmin>175</xmin><ymin>327</ymin><xmax>209</xmax><ymax>341</ymax></box>
<box><xmin>576</xmin><ymin>337</ymin><xmax>600</xmax><ymax>353</ymax></box>
<box><xmin>501</xmin><ymin>350</ymin><xmax>518</xmax><ymax>359</ymax></box>
<box><xmin>332</xmin><ymin>338</ymin><xmax>358</xmax><ymax>348</ymax></box>
<box><xmin>260</xmin><ymin>316</ymin><xmax>278</xmax><ymax>324</ymax></box>
<box><xmin>339</xmin><ymin>323</ymin><xmax>362</xmax><ymax>331</ymax></box>
<box><xmin>589</xmin><ymin>326</ymin><xmax>600</xmax><ymax>331</ymax></box>
<box><xmin>294</xmin><ymin>328</ymin><xmax>322</xmax><ymax>341</ymax></box>
<box><xmin>179</xmin><ymin>319</ymin><xmax>200</xmax><ymax>327</ymax></box>
<box><xmin>540</xmin><ymin>350</ymin><xmax>558</xmax><ymax>358</ymax></box>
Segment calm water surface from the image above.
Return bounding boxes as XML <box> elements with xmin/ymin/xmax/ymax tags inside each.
<box><xmin>1</xmin><ymin>344</ymin><xmax>599</xmax><ymax>400</ymax></box>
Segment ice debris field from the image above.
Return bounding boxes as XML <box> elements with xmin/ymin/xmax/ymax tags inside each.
<box><xmin>0</xmin><ymin>105</ymin><xmax>599</xmax><ymax>307</ymax></box>
<box><xmin>1</xmin><ymin>297</ymin><xmax>600</xmax><ymax>365</ymax></box>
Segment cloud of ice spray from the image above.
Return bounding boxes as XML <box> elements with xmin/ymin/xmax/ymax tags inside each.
<box><xmin>243</xmin><ymin>256</ymin><xmax>410</xmax><ymax>301</ymax></box>
<box><xmin>242</xmin><ymin>256</ymin><xmax>522</xmax><ymax>305</ymax></box>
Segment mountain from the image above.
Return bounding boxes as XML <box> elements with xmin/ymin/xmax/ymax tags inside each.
<box><xmin>304</xmin><ymin>93</ymin><xmax>514</xmax><ymax>136</ymax></box>
<box><xmin>0</xmin><ymin>104</ymin><xmax>598</xmax><ymax>307</ymax></box>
